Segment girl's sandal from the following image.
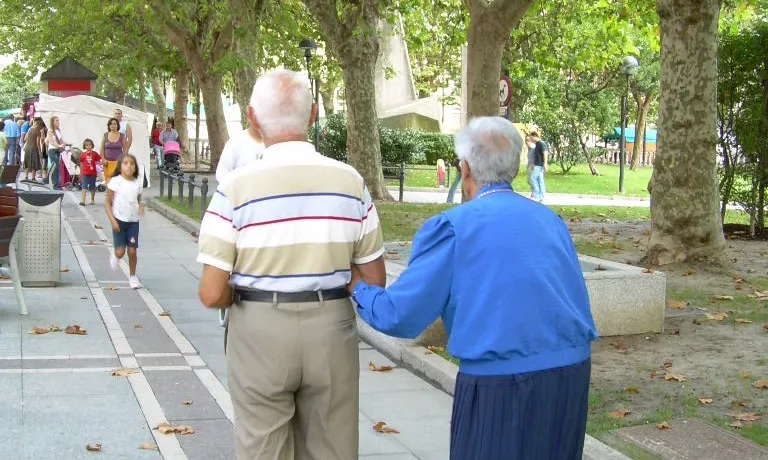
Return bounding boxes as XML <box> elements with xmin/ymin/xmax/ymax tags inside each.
<box><xmin>79</xmin><ymin>202</ymin><xmax>86</xmax><ymax>206</ymax></box>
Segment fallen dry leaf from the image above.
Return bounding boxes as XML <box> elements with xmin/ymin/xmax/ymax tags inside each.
<box><xmin>372</xmin><ymin>421</ymin><xmax>399</xmax><ymax>434</ymax></box>
<box><xmin>154</xmin><ymin>422</ymin><xmax>195</xmax><ymax>435</ymax></box>
<box><xmin>94</xmin><ymin>225</ymin><xmax>103</xmax><ymax>229</ymax></box>
<box><xmin>108</xmin><ymin>286</ymin><xmax>118</xmax><ymax>291</ymax></box>
<box><xmin>642</xmin><ymin>268</ymin><xmax>655</xmax><ymax>274</ymax></box>
<box><xmin>649</xmin><ymin>370</ymin><xmax>658</xmax><ymax>378</ymax></box>
<box><xmin>158</xmin><ymin>311</ymin><xmax>171</xmax><ymax>317</ymax></box>
<box><xmin>595</xmin><ymin>264</ymin><xmax>607</xmax><ymax>271</ymax></box>
<box><xmin>368</xmin><ymin>361</ymin><xmax>394</xmax><ymax>372</ymax></box>
<box><xmin>656</xmin><ymin>421</ymin><xmax>671</xmax><ymax>430</ymax></box>
<box><xmin>753</xmin><ymin>379</ymin><xmax>768</xmax><ymax>389</ymax></box>
<box><xmin>80</xmin><ymin>296</ymin><xmax>88</xmax><ymax>300</ymax></box>
<box><xmin>712</xmin><ymin>295</ymin><xmax>734</xmax><ymax>301</ymax></box>
<box><xmin>672</xmin><ymin>328</ymin><xmax>680</xmax><ymax>335</ymax></box>
<box><xmin>85</xmin><ymin>443</ymin><xmax>102</xmax><ymax>452</ymax></box>
<box><xmin>727</xmin><ymin>412</ymin><xmax>761</xmax><ymax>422</ymax></box>
<box><xmin>682</xmin><ymin>269</ymin><xmax>696</xmax><ymax>276</ymax></box>
<box><xmin>735</xmin><ymin>318</ymin><xmax>752</xmax><ymax>324</ymax></box>
<box><xmin>607</xmin><ymin>408</ymin><xmax>631</xmax><ymax>419</ymax></box>
<box><xmin>138</xmin><ymin>442</ymin><xmax>158</xmax><ymax>451</ymax></box>
<box><xmin>664</xmin><ymin>373</ymin><xmax>686</xmax><ymax>382</ymax></box>
<box><xmin>706</xmin><ymin>312</ymin><xmax>728</xmax><ymax>321</ymax></box>
<box><xmin>29</xmin><ymin>326</ymin><xmax>61</xmax><ymax>335</ymax></box>
<box><xmin>667</xmin><ymin>300</ymin><xmax>688</xmax><ymax>309</ymax></box>
<box><xmin>730</xmin><ymin>421</ymin><xmax>743</xmax><ymax>429</ymax></box>
<box><xmin>182</xmin><ymin>400</ymin><xmax>193</xmax><ymax>405</ymax></box>
<box><xmin>65</xmin><ymin>325</ymin><xmax>87</xmax><ymax>335</ymax></box>
<box><xmin>624</xmin><ymin>386</ymin><xmax>640</xmax><ymax>394</ymax></box>
<box><xmin>111</xmin><ymin>368</ymin><xmax>137</xmax><ymax>377</ymax></box>
<box><xmin>698</xmin><ymin>398</ymin><xmax>713</xmax><ymax>405</ymax></box>
<box><xmin>134</xmin><ymin>323</ymin><xmax>142</xmax><ymax>329</ymax></box>
<box><xmin>742</xmin><ymin>371</ymin><xmax>752</xmax><ymax>379</ymax></box>
<box><xmin>60</xmin><ymin>267</ymin><xmax>70</xmax><ymax>273</ymax></box>
<box><xmin>663</xmin><ymin>361</ymin><xmax>673</xmax><ymax>369</ymax></box>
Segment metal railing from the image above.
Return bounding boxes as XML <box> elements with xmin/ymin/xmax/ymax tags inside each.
<box><xmin>382</xmin><ymin>162</ymin><xmax>406</xmax><ymax>202</ymax></box>
<box><xmin>158</xmin><ymin>167</ymin><xmax>210</xmax><ymax>221</ymax></box>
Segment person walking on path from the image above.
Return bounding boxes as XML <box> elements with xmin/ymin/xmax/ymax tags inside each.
<box><xmin>3</xmin><ymin>115</ymin><xmax>20</xmax><ymax>166</ymax></box>
<box><xmin>79</xmin><ymin>139</ymin><xmax>101</xmax><ymax>206</ymax></box>
<box><xmin>525</xmin><ymin>135</ymin><xmax>536</xmax><ymax>199</ymax></box>
<box><xmin>351</xmin><ymin>117</ymin><xmax>597</xmax><ymax>460</ymax></box>
<box><xmin>101</xmin><ymin>118</ymin><xmax>126</xmax><ymax>185</ymax></box>
<box><xmin>197</xmin><ymin>69</ymin><xmax>386</xmax><ymax>460</ymax></box>
<box><xmin>22</xmin><ymin>119</ymin><xmax>44</xmax><ymax>181</ymax></box>
<box><xmin>46</xmin><ymin>116</ymin><xmax>67</xmax><ymax>189</ymax></box>
<box><xmin>0</xmin><ymin>121</ymin><xmax>6</xmax><ymax>166</ymax></box>
<box><xmin>446</xmin><ymin>158</ymin><xmax>462</xmax><ymax>204</ymax></box>
<box><xmin>215</xmin><ymin>117</ymin><xmax>264</xmax><ymax>183</ymax></box>
<box><xmin>105</xmin><ymin>154</ymin><xmax>144</xmax><ymax>289</ymax></box>
<box><xmin>113</xmin><ymin>108</ymin><xmax>133</xmax><ymax>152</ymax></box>
<box><xmin>151</xmin><ymin>121</ymin><xmax>163</xmax><ymax>168</ymax></box>
<box><xmin>529</xmin><ymin>131</ymin><xmax>548</xmax><ymax>202</ymax></box>
<box><xmin>158</xmin><ymin>121</ymin><xmax>179</xmax><ymax>164</ymax></box>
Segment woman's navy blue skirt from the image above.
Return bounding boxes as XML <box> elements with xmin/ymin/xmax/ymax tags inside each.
<box><xmin>450</xmin><ymin>359</ymin><xmax>591</xmax><ymax>460</ymax></box>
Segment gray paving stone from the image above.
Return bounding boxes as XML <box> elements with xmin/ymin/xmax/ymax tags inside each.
<box><xmin>383</xmin><ymin>418</ymin><xmax>451</xmax><ymax>454</ymax></box>
<box><xmin>360</xmin><ymin>368</ymin><xmax>435</xmax><ymax>394</ymax></box>
<box><xmin>23</xmin><ymin>372</ymin><xmax>132</xmax><ymax>397</ymax></box>
<box><xmin>188</xmin><ymin>335</ymin><xmax>227</xmax><ymax>356</ymax></box>
<box><xmin>360</xmin><ymin>453</ymin><xmax>420</xmax><ymax>459</ymax></box>
<box><xmin>359</xmin><ymin>420</ymin><xmax>411</xmax><ymax>456</ymax></box>
<box><xmin>412</xmin><ymin>452</ymin><xmax>448</xmax><ymax>460</ymax></box>
<box><xmin>0</xmin><ymin>333</ymin><xmax>21</xmax><ymax>356</ymax></box>
<box><xmin>157</xmin><ymin>300</ymin><xmax>219</xmax><ymax>324</ymax></box>
<box><xmin>22</xmin><ymin>393</ymin><xmax>161</xmax><ymax>460</ymax></box>
<box><xmin>125</xmin><ymin>327</ymin><xmax>179</xmax><ymax>354</ymax></box>
<box><xmin>0</xmin><ymin>359</ymin><xmax>21</xmax><ymax>369</ymax></box>
<box><xmin>103</xmin><ymin>288</ymin><xmax>146</xmax><ymax>309</ymax></box>
<box><xmin>22</xmin><ymin>357</ymin><xmax>120</xmax><ymax>369</ymax></box>
<box><xmin>359</xmin><ymin>389</ymin><xmax>453</xmax><ymax>422</ymax></box>
<box><xmin>137</xmin><ymin>355</ymin><xmax>188</xmax><ymax>367</ymax></box>
<box><xmin>176</xmin><ymin>320</ymin><xmax>227</xmax><ymax>339</ymax></box>
<box><xmin>112</xmin><ymin>308</ymin><xmax>158</xmax><ymax>333</ymax></box>
<box><xmin>616</xmin><ymin>418</ymin><xmax>768</xmax><ymax>460</ymax></box>
<box><xmin>144</xmin><ymin>369</ymin><xmax>226</xmax><ymax>421</ymax></box>
<box><xmin>0</xmin><ymin>380</ymin><xmax>22</xmax><ymax>460</ymax></box>
<box><xmin>172</xmin><ymin>418</ymin><xmax>236</xmax><ymax>460</ymax></box>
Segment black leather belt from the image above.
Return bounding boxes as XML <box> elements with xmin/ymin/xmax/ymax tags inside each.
<box><xmin>234</xmin><ymin>288</ymin><xmax>348</xmax><ymax>304</ymax></box>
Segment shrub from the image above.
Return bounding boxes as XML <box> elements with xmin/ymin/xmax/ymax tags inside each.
<box><xmin>311</xmin><ymin>114</ymin><xmax>454</xmax><ymax>166</ymax></box>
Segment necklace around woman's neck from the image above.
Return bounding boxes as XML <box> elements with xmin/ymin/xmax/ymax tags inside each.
<box><xmin>476</xmin><ymin>188</ymin><xmax>514</xmax><ymax>200</ymax></box>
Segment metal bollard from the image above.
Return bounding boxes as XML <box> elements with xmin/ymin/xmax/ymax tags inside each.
<box><xmin>200</xmin><ymin>178</ymin><xmax>209</xmax><ymax>221</ymax></box>
<box><xmin>159</xmin><ymin>170</ymin><xmax>165</xmax><ymax>198</ymax></box>
<box><xmin>398</xmin><ymin>161</ymin><xmax>405</xmax><ymax>203</ymax></box>
<box><xmin>188</xmin><ymin>175</ymin><xmax>196</xmax><ymax>212</ymax></box>
<box><xmin>167</xmin><ymin>171</ymin><xmax>174</xmax><ymax>200</ymax></box>
<box><xmin>178</xmin><ymin>173</ymin><xmax>185</xmax><ymax>206</ymax></box>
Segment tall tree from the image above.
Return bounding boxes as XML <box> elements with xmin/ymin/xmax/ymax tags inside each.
<box><xmin>301</xmin><ymin>0</ymin><xmax>389</xmax><ymax>199</ymax></box>
<box><xmin>464</xmin><ymin>0</ymin><xmax>534</xmax><ymax>119</ymax></box>
<box><xmin>145</xmin><ymin>0</ymin><xmax>237</xmax><ymax>170</ymax></box>
<box><xmin>648</xmin><ymin>0</ymin><xmax>725</xmax><ymax>264</ymax></box>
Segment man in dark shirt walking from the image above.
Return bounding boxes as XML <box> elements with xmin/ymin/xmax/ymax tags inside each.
<box><xmin>530</xmin><ymin>131</ymin><xmax>548</xmax><ymax>202</ymax></box>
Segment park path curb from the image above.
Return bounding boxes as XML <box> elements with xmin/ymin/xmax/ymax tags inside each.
<box><xmin>147</xmin><ymin>196</ymin><xmax>632</xmax><ymax>460</ymax></box>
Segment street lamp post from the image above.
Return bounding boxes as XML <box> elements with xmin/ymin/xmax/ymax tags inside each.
<box><xmin>299</xmin><ymin>39</ymin><xmax>321</xmax><ymax>149</ymax></box>
<box><xmin>619</xmin><ymin>56</ymin><xmax>639</xmax><ymax>194</ymax></box>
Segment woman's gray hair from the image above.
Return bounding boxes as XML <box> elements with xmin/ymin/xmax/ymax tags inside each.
<box><xmin>249</xmin><ymin>70</ymin><xmax>313</xmax><ymax>138</ymax></box>
<box><xmin>454</xmin><ymin>117</ymin><xmax>523</xmax><ymax>187</ymax></box>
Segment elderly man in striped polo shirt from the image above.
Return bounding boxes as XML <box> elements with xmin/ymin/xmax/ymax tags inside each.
<box><xmin>197</xmin><ymin>69</ymin><xmax>386</xmax><ymax>460</ymax></box>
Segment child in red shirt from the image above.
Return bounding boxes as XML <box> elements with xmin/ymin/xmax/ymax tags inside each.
<box><xmin>79</xmin><ymin>138</ymin><xmax>101</xmax><ymax>206</ymax></box>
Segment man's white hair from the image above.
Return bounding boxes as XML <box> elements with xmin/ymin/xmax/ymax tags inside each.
<box><xmin>249</xmin><ymin>70</ymin><xmax>313</xmax><ymax>138</ymax></box>
<box><xmin>454</xmin><ymin>117</ymin><xmax>522</xmax><ymax>187</ymax></box>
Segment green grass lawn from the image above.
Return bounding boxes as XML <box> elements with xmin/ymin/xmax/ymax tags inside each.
<box><xmin>389</xmin><ymin>164</ymin><xmax>653</xmax><ymax>198</ymax></box>
<box><xmin>158</xmin><ymin>196</ymin><xmax>210</xmax><ymax>220</ymax></box>
<box><xmin>376</xmin><ymin>201</ymin><xmax>751</xmax><ymax>242</ymax></box>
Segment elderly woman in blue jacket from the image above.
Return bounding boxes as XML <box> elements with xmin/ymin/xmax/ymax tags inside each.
<box><xmin>349</xmin><ymin>117</ymin><xmax>597</xmax><ymax>460</ymax></box>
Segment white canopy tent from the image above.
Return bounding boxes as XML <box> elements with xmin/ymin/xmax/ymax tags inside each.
<box><xmin>35</xmin><ymin>95</ymin><xmax>154</xmax><ymax>186</ymax></box>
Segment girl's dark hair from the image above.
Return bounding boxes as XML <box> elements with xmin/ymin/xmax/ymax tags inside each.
<box><xmin>107</xmin><ymin>117</ymin><xmax>120</xmax><ymax>131</ymax></box>
<box><xmin>0</xmin><ymin>121</ymin><xmax>4</xmax><ymax>131</ymax></box>
<box><xmin>112</xmin><ymin>153</ymin><xmax>139</xmax><ymax>179</ymax></box>
<box><xmin>83</xmin><ymin>138</ymin><xmax>94</xmax><ymax>149</ymax></box>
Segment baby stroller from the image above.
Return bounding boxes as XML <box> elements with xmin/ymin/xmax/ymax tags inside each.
<box><xmin>163</xmin><ymin>141</ymin><xmax>181</xmax><ymax>172</ymax></box>
<box><xmin>60</xmin><ymin>146</ymin><xmax>81</xmax><ymax>191</ymax></box>
<box><xmin>95</xmin><ymin>162</ymin><xmax>106</xmax><ymax>192</ymax></box>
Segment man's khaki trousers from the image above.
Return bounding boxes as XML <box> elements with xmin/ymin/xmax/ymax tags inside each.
<box><xmin>227</xmin><ymin>297</ymin><xmax>360</xmax><ymax>460</ymax></box>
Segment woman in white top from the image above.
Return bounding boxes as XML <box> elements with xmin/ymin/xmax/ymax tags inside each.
<box><xmin>46</xmin><ymin>116</ymin><xmax>66</xmax><ymax>189</ymax></box>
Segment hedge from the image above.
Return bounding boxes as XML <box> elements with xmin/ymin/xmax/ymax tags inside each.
<box><xmin>311</xmin><ymin>113</ymin><xmax>454</xmax><ymax>166</ymax></box>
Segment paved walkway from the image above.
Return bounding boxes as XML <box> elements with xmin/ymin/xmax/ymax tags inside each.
<box><xmin>0</xmin><ymin>192</ymin><xmax>452</xmax><ymax>459</ymax></box>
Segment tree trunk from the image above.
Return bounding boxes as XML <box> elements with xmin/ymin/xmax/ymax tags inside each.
<box><xmin>199</xmin><ymin>75</ymin><xmax>229</xmax><ymax>172</ymax></box>
<box><xmin>150</xmin><ymin>76</ymin><xmax>166</xmax><ymax>120</ymax></box>
<box><xmin>630</xmin><ymin>93</ymin><xmax>650</xmax><ymax>170</ymax></box>
<box><xmin>319</xmin><ymin>85</ymin><xmax>337</xmax><ymax>116</ymax></box>
<box><xmin>465</xmin><ymin>0</ymin><xmax>534</xmax><ymax>120</ymax></box>
<box><xmin>233</xmin><ymin>66</ymin><xmax>258</xmax><ymax>130</ymax></box>
<box><xmin>340</xmin><ymin>47</ymin><xmax>389</xmax><ymax>200</ymax></box>
<box><xmin>173</xmin><ymin>68</ymin><xmax>191</xmax><ymax>163</ymax></box>
<box><xmin>138</xmin><ymin>72</ymin><xmax>148</xmax><ymax>113</ymax></box>
<box><xmin>648</xmin><ymin>0</ymin><xmax>725</xmax><ymax>265</ymax></box>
